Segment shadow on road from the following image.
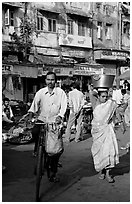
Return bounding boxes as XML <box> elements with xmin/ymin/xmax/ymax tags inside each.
<box><xmin>2</xmin><ymin>147</ymin><xmax>36</xmax><ymax>185</ymax></box>
<box><xmin>39</xmin><ymin>154</ymin><xmax>97</xmax><ymax>201</ymax></box>
<box><xmin>111</xmin><ymin>151</ymin><xmax>130</xmax><ymax>177</ymax></box>
<box><xmin>81</xmin><ymin>132</ymin><xmax>92</xmax><ymax>141</ymax></box>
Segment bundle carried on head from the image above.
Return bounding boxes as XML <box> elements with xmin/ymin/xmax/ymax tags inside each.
<box><xmin>91</xmin><ymin>74</ymin><xmax>115</xmax><ymax>89</ymax></box>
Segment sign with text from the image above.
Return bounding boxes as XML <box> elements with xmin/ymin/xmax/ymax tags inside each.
<box><xmin>73</xmin><ymin>66</ymin><xmax>103</xmax><ymax>75</ymax></box>
<box><xmin>59</xmin><ymin>34</ymin><xmax>92</xmax><ymax>48</ymax></box>
<box><xmin>100</xmin><ymin>50</ymin><xmax>129</xmax><ymax>61</ymax></box>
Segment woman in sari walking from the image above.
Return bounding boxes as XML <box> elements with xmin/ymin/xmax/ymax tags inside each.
<box><xmin>91</xmin><ymin>89</ymin><xmax>119</xmax><ymax>183</ymax></box>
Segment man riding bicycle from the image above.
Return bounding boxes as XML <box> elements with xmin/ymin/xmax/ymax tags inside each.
<box><xmin>28</xmin><ymin>71</ymin><xmax>67</xmax><ymax>182</ymax></box>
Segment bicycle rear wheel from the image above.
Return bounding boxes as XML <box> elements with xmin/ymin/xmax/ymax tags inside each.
<box><xmin>35</xmin><ymin>145</ymin><xmax>44</xmax><ymax>202</ymax></box>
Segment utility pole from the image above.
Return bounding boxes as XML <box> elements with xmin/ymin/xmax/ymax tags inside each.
<box><xmin>91</xmin><ymin>2</ymin><xmax>95</xmax><ymax>62</ymax></box>
<box><xmin>24</xmin><ymin>2</ymin><xmax>28</xmax><ymax>62</ymax></box>
<box><xmin>116</xmin><ymin>2</ymin><xmax>122</xmax><ymax>89</ymax></box>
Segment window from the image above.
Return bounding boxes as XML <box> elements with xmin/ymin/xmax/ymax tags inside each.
<box><xmin>96</xmin><ymin>2</ymin><xmax>102</xmax><ymax>13</ymax></box>
<box><xmin>88</xmin><ymin>28</ymin><xmax>92</xmax><ymax>37</ymax></box>
<box><xmin>123</xmin><ymin>22</ymin><xmax>130</xmax><ymax>36</ymax></box>
<box><xmin>37</xmin><ymin>17</ymin><xmax>43</xmax><ymax>31</ymax></box>
<box><xmin>10</xmin><ymin>11</ymin><xmax>14</xmax><ymax>26</ymax></box>
<box><xmin>5</xmin><ymin>9</ymin><xmax>9</xmax><ymax>25</ymax></box>
<box><xmin>5</xmin><ymin>9</ymin><xmax>14</xmax><ymax>26</ymax></box>
<box><xmin>78</xmin><ymin>22</ymin><xmax>85</xmax><ymax>36</ymax></box>
<box><xmin>105</xmin><ymin>23</ymin><xmax>113</xmax><ymax>40</ymax></box>
<box><xmin>97</xmin><ymin>21</ymin><xmax>103</xmax><ymax>40</ymax></box>
<box><xmin>68</xmin><ymin>20</ymin><xmax>73</xmax><ymax>35</ymax></box>
<box><xmin>48</xmin><ymin>19</ymin><xmax>56</xmax><ymax>32</ymax></box>
<box><xmin>105</xmin><ymin>6</ymin><xmax>111</xmax><ymax>16</ymax></box>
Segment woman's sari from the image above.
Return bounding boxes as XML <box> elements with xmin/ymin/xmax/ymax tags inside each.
<box><xmin>91</xmin><ymin>99</ymin><xmax>119</xmax><ymax>172</ymax></box>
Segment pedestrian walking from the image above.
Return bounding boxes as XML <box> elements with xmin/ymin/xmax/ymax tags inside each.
<box><xmin>88</xmin><ymin>84</ymin><xmax>98</xmax><ymax>109</ymax></box>
<box><xmin>64</xmin><ymin>81</ymin><xmax>85</xmax><ymax>143</ymax></box>
<box><xmin>91</xmin><ymin>89</ymin><xmax>119</xmax><ymax>183</ymax></box>
<box><xmin>28</xmin><ymin>71</ymin><xmax>67</xmax><ymax>182</ymax></box>
<box><xmin>124</xmin><ymin>85</ymin><xmax>130</xmax><ymax>127</ymax></box>
<box><xmin>112</xmin><ymin>86</ymin><xmax>126</xmax><ymax>133</ymax></box>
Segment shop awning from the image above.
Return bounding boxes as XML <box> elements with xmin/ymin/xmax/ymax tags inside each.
<box><xmin>13</xmin><ymin>65</ymin><xmax>38</xmax><ymax>78</ymax></box>
<box><xmin>37</xmin><ymin>5</ymin><xmax>61</xmax><ymax>14</ymax></box>
<box><xmin>66</xmin><ymin>9</ymin><xmax>92</xmax><ymax>18</ymax></box>
<box><xmin>32</xmin><ymin>54</ymin><xmax>60</xmax><ymax>65</ymax></box>
<box><xmin>2</xmin><ymin>63</ymin><xmax>38</xmax><ymax>78</ymax></box>
<box><xmin>2</xmin><ymin>2</ymin><xmax>23</xmax><ymax>8</ymax></box>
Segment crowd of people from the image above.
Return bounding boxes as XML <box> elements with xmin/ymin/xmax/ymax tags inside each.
<box><xmin>2</xmin><ymin>72</ymin><xmax>130</xmax><ymax>183</ymax></box>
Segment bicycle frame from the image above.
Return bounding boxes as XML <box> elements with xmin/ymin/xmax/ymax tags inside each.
<box><xmin>38</xmin><ymin>123</ymin><xmax>47</xmax><ymax>147</ymax></box>
<box><xmin>35</xmin><ymin>122</ymin><xmax>47</xmax><ymax>202</ymax></box>
<box><xmin>35</xmin><ymin>122</ymin><xmax>62</xmax><ymax>201</ymax></box>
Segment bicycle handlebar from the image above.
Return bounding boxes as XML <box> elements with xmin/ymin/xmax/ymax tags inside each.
<box><xmin>35</xmin><ymin>122</ymin><xmax>46</xmax><ymax>125</ymax></box>
<box><xmin>35</xmin><ymin>122</ymin><xmax>62</xmax><ymax>125</ymax></box>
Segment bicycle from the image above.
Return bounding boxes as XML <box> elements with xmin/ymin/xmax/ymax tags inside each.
<box><xmin>34</xmin><ymin>121</ymin><xmax>64</xmax><ymax>201</ymax></box>
<box><xmin>34</xmin><ymin>122</ymin><xmax>47</xmax><ymax>202</ymax></box>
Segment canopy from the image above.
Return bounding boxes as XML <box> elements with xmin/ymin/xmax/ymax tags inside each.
<box><xmin>118</xmin><ymin>70</ymin><xmax>130</xmax><ymax>80</ymax></box>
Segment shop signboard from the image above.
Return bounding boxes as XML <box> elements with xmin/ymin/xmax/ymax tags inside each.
<box><xmin>53</xmin><ymin>68</ymin><xmax>73</xmax><ymax>76</ymax></box>
<box><xmin>38</xmin><ymin>67</ymin><xmax>73</xmax><ymax>76</ymax></box>
<box><xmin>73</xmin><ymin>66</ymin><xmax>103</xmax><ymax>75</ymax></box>
<box><xmin>59</xmin><ymin>34</ymin><xmax>92</xmax><ymax>48</ymax></box>
<box><xmin>94</xmin><ymin>50</ymin><xmax>129</xmax><ymax>61</ymax></box>
<box><xmin>100</xmin><ymin>50</ymin><xmax>129</xmax><ymax>61</ymax></box>
<box><xmin>38</xmin><ymin>67</ymin><xmax>53</xmax><ymax>76</ymax></box>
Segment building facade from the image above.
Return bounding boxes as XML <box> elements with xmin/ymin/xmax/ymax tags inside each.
<box><xmin>92</xmin><ymin>2</ymin><xmax>130</xmax><ymax>87</ymax></box>
<box><xmin>2</xmin><ymin>2</ymin><xmax>130</xmax><ymax>102</ymax></box>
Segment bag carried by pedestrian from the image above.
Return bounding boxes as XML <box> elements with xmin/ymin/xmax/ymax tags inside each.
<box><xmin>45</xmin><ymin>123</ymin><xmax>64</xmax><ymax>156</ymax></box>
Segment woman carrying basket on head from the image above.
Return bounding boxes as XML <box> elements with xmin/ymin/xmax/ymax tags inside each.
<box><xmin>91</xmin><ymin>88</ymin><xmax>119</xmax><ymax>183</ymax></box>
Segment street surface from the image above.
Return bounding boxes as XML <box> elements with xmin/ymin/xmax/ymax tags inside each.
<box><xmin>2</xmin><ymin>126</ymin><xmax>130</xmax><ymax>202</ymax></box>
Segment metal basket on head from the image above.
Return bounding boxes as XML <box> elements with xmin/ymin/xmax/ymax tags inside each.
<box><xmin>91</xmin><ymin>74</ymin><xmax>115</xmax><ymax>89</ymax></box>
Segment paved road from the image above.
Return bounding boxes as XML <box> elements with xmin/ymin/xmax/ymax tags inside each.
<box><xmin>2</xmin><ymin>127</ymin><xmax>130</xmax><ymax>202</ymax></box>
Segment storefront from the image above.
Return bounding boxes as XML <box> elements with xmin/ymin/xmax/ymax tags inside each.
<box><xmin>37</xmin><ymin>64</ymin><xmax>74</xmax><ymax>90</ymax></box>
<box><xmin>2</xmin><ymin>64</ymin><xmax>21</xmax><ymax>100</ymax></box>
<box><xmin>2</xmin><ymin>63</ymin><xmax>38</xmax><ymax>102</ymax></box>
<box><xmin>94</xmin><ymin>49</ymin><xmax>130</xmax><ymax>88</ymax></box>
<box><xmin>73</xmin><ymin>63</ymin><xmax>104</xmax><ymax>91</ymax></box>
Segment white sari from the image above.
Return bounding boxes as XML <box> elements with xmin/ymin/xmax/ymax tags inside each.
<box><xmin>91</xmin><ymin>99</ymin><xmax>119</xmax><ymax>172</ymax></box>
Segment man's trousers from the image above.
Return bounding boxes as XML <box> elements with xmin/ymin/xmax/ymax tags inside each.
<box><xmin>65</xmin><ymin>111</ymin><xmax>83</xmax><ymax>141</ymax></box>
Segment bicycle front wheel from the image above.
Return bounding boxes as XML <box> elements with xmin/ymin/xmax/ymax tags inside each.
<box><xmin>35</xmin><ymin>145</ymin><xmax>44</xmax><ymax>202</ymax></box>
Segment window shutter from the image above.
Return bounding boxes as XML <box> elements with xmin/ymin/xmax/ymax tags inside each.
<box><xmin>41</xmin><ymin>17</ymin><xmax>43</xmax><ymax>30</ymax></box>
<box><xmin>5</xmin><ymin>9</ymin><xmax>10</xmax><ymax>25</ymax></box>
